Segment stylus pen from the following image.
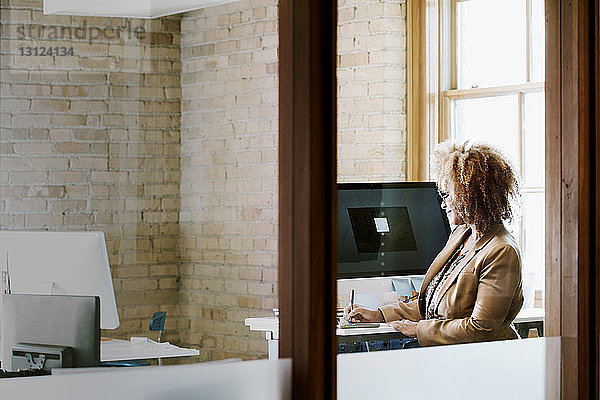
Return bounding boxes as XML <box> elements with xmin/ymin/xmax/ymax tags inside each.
<box><xmin>350</xmin><ymin>289</ymin><xmax>355</xmax><ymax>323</ymax></box>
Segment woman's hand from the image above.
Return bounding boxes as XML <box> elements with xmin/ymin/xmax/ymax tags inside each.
<box><xmin>344</xmin><ymin>305</ymin><xmax>384</xmax><ymax>323</ymax></box>
<box><xmin>388</xmin><ymin>319</ymin><xmax>418</xmax><ymax>337</ymax></box>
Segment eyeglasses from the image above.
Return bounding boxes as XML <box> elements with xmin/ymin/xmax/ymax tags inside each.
<box><xmin>437</xmin><ymin>189</ymin><xmax>449</xmax><ymax>202</ymax></box>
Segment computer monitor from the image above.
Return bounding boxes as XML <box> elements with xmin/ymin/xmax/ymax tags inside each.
<box><xmin>338</xmin><ymin>182</ymin><xmax>451</xmax><ymax>278</ymax></box>
<box><xmin>0</xmin><ymin>294</ymin><xmax>100</xmax><ymax>371</ymax></box>
<box><xmin>0</xmin><ymin>231</ymin><xmax>119</xmax><ymax>329</ymax></box>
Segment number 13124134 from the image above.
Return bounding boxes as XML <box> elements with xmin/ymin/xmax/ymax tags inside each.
<box><xmin>18</xmin><ymin>47</ymin><xmax>75</xmax><ymax>56</ymax></box>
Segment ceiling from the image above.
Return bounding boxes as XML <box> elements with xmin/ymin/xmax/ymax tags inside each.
<box><xmin>43</xmin><ymin>0</ymin><xmax>239</xmax><ymax>19</ymax></box>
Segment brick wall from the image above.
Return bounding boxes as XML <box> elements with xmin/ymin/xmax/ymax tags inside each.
<box><xmin>337</xmin><ymin>0</ymin><xmax>407</xmax><ymax>182</ymax></box>
<box><xmin>0</xmin><ymin>0</ymin><xmax>182</xmax><ymax>341</ymax></box>
<box><xmin>178</xmin><ymin>0</ymin><xmax>279</xmax><ymax>360</ymax></box>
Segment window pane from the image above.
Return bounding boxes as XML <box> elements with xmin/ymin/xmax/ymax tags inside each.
<box><xmin>523</xmin><ymin>192</ymin><xmax>545</xmax><ymax>303</ymax></box>
<box><xmin>451</xmin><ymin>95</ymin><xmax>520</xmax><ymax>168</ymax></box>
<box><xmin>523</xmin><ymin>92</ymin><xmax>545</xmax><ymax>187</ymax></box>
<box><xmin>505</xmin><ymin>215</ymin><xmax>521</xmax><ymax>246</ymax></box>
<box><xmin>531</xmin><ymin>0</ymin><xmax>545</xmax><ymax>82</ymax></box>
<box><xmin>457</xmin><ymin>0</ymin><xmax>527</xmax><ymax>88</ymax></box>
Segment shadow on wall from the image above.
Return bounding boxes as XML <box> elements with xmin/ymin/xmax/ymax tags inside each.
<box><xmin>0</xmin><ymin>0</ymin><xmax>182</xmax><ymax>343</ymax></box>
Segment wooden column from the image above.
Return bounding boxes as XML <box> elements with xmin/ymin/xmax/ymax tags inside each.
<box><xmin>545</xmin><ymin>0</ymin><xmax>599</xmax><ymax>397</ymax></box>
<box><xmin>593</xmin><ymin>1</ymin><xmax>600</xmax><ymax>395</ymax></box>
<box><xmin>406</xmin><ymin>0</ymin><xmax>428</xmax><ymax>181</ymax></box>
<box><xmin>279</xmin><ymin>0</ymin><xmax>337</xmax><ymax>399</ymax></box>
<box><xmin>406</xmin><ymin>0</ymin><xmax>441</xmax><ymax>181</ymax></box>
<box><xmin>595</xmin><ymin>2</ymin><xmax>600</xmax><ymax>395</ymax></box>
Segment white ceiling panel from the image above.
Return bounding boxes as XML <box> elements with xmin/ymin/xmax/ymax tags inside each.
<box><xmin>43</xmin><ymin>0</ymin><xmax>237</xmax><ymax>19</ymax></box>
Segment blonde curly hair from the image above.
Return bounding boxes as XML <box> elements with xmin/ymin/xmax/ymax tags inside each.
<box><xmin>432</xmin><ymin>141</ymin><xmax>520</xmax><ymax>234</ymax></box>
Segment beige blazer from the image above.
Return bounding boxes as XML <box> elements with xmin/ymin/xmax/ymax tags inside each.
<box><xmin>380</xmin><ymin>223</ymin><xmax>524</xmax><ymax>346</ymax></box>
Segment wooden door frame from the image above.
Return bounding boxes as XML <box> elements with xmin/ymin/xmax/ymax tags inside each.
<box><xmin>279</xmin><ymin>0</ymin><xmax>338</xmax><ymax>399</ymax></box>
<box><xmin>545</xmin><ymin>0</ymin><xmax>599</xmax><ymax>398</ymax></box>
<box><xmin>595</xmin><ymin>1</ymin><xmax>600</xmax><ymax>395</ymax></box>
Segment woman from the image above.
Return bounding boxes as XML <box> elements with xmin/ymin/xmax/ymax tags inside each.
<box><xmin>346</xmin><ymin>141</ymin><xmax>524</xmax><ymax>346</ymax></box>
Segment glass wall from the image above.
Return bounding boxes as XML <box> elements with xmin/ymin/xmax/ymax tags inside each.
<box><xmin>0</xmin><ymin>0</ymin><xmax>279</xmax><ymax>362</ymax></box>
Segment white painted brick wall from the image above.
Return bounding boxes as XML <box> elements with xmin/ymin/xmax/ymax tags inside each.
<box><xmin>337</xmin><ymin>0</ymin><xmax>407</xmax><ymax>182</ymax></box>
<box><xmin>179</xmin><ymin>0</ymin><xmax>279</xmax><ymax>360</ymax></box>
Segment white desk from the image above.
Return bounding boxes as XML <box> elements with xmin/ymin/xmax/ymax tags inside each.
<box><xmin>245</xmin><ymin>318</ymin><xmax>407</xmax><ymax>358</ymax></box>
<box><xmin>336</xmin><ymin>324</ymin><xmax>407</xmax><ymax>347</ymax></box>
<box><xmin>245</xmin><ymin>307</ymin><xmax>545</xmax><ymax>359</ymax></box>
<box><xmin>336</xmin><ymin>324</ymin><xmax>397</xmax><ymax>336</ymax></box>
<box><xmin>514</xmin><ymin>307</ymin><xmax>545</xmax><ymax>323</ymax></box>
<box><xmin>513</xmin><ymin>307</ymin><xmax>545</xmax><ymax>338</ymax></box>
<box><xmin>100</xmin><ymin>338</ymin><xmax>199</xmax><ymax>362</ymax></box>
<box><xmin>245</xmin><ymin>317</ymin><xmax>279</xmax><ymax>360</ymax></box>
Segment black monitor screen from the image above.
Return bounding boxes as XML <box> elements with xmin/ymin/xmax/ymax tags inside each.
<box><xmin>338</xmin><ymin>182</ymin><xmax>450</xmax><ymax>278</ymax></box>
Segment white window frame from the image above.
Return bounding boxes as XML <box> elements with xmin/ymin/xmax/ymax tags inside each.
<box><xmin>436</xmin><ymin>0</ymin><xmax>545</xmax><ymax>292</ymax></box>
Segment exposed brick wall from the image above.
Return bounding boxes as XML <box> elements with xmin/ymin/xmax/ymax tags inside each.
<box><xmin>337</xmin><ymin>0</ymin><xmax>407</xmax><ymax>182</ymax></box>
<box><xmin>178</xmin><ymin>0</ymin><xmax>279</xmax><ymax>360</ymax></box>
<box><xmin>0</xmin><ymin>0</ymin><xmax>182</xmax><ymax>342</ymax></box>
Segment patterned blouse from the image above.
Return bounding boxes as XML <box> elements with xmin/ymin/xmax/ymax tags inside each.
<box><xmin>424</xmin><ymin>244</ymin><xmax>468</xmax><ymax>320</ymax></box>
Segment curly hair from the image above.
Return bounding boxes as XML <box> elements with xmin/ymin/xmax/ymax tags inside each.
<box><xmin>432</xmin><ymin>141</ymin><xmax>520</xmax><ymax>235</ymax></box>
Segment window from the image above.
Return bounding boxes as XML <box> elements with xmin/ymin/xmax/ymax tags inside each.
<box><xmin>440</xmin><ymin>0</ymin><xmax>545</xmax><ymax>307</ymax></box>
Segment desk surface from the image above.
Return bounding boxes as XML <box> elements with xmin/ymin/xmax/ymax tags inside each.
<box><xmin>336</xmin><ymin>324</ymin><xmax>407</xmax><ymax>344</ymax></box>
<box><xmin>245</xmin><ymin>307</ymin><xmax>545</xmax><ymax>338</ymax></box>
<box><xmin>100</xmin><ymin>338</ymin><xmax>199</xmax><ymax>362</ymax></box>
<box><xmin>513</xmin><ymin>307</ymin><xmax>545</xmax><ymax>324</ymax></box>
<box><xmin>336</xmin><ymin>324</ymin><xmax>397</xmax><ymax>336</ymax></box>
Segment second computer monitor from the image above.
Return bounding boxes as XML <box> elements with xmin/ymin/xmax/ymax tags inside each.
<box><xmin>0</xmin><ymin>294</ymin><xmax>100</xmax><ymax>371</ymax></box>
<box><xmin>338</xmin><ymin>182</ymin><xmax>450</xmax><ymax>278</ymax></box>
<box><xmin>0</xmin><ymin>231</ymin><xmax>119</xmax><ymax>330</ymax></box>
